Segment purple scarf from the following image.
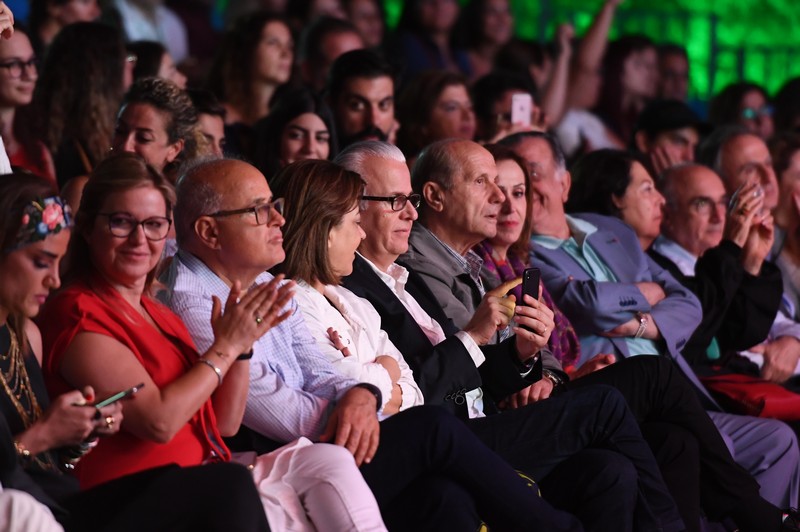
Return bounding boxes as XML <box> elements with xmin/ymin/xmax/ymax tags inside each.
<box><xmin>474</xmin><ymin>241</ymin><xmax>581</xmax><ymax>370</ymax></box>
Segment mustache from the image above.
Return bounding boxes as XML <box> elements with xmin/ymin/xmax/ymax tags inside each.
<box><xmin>341</xmin><ymin>126</ymin><xmax>388</xmax><ymax>146</ymax></box>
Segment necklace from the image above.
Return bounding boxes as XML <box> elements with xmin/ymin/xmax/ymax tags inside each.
<box><xmin>0</xmin><ymin>327</ymin><xmax>42</xmax><ymax>429</ymax></box>
<box><xmin>0</xmin><ymin>325</ymin><xmax>61</xmax><ymax>472</ymax></box>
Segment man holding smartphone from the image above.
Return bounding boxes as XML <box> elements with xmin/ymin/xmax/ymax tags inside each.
<box><xmin>337</xmin><ymin>139</ymin><xmax>695</xmax><ymax>532</ymax></box>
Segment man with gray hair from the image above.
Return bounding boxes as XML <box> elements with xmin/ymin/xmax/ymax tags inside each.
<box><xmin>337</xmin><ymin>139</ymin><xmax>689</xmax><ymax>532</ymax></box>
<box><xmin>506</xmin><ymin>130</ymin><xmax>800</xmax><ymax>511</ymax></box>
<box><xmin>161</xmin><ymin>157</ymin><xmax>602</xmax><ymax>531</ymax></box>
<box><xmin>339</xmin><ymin>139</ymin><xmax>800</xmax><ymax>532</ymax></box>
<box><xmin>697</xmin><ymin>125</ymin><xmax>779</xmax><ymax>211</ymax></box>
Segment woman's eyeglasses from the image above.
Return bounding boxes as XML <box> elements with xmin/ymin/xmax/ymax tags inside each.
<box><xmin>99</xmin><ymin>213</ymin><xmax>172</xmax><ymax>241</ymax></box>
<box><xmin>0</xmin><ymin>58</ymin><xmax>38</xmax><ymax>79</ymax></box>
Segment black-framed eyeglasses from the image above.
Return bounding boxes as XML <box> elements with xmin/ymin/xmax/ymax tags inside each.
<box><xmin>209</xmin><ymin>198</ymin><xmax>285</xmax><ymax>225</ymax></box>
<box><xmin>0</xmin><ymin>57</ymin><xmax>38</xmax><ymax>79</ymax></box>
<box><xmin>360</xmin><ymin>194</ymin><xmax>421</xmax><ymax>212</ymax></box>
<box><xmin>99</xmin><ymin>212</ymin><xmax>172</xmax><ymax>241</ymax></box>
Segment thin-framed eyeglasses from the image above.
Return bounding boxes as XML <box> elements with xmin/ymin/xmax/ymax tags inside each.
<box><xmin>360</xmin><ymin>194</ymin><xmax>421</xmax><ymax>212</ymax></box>
<box><xmin>0</xmin><ymin>57</ymin><xmax>38</xmax><ymax>79</ymax></box>
<box><xmin>98</xmin><ymin>212</ymin><xmax>172</xmax><ymax>241</ymax></box>
<box><xmin>688</xmin><ymin>196</ymin><xmax>729</xmax><ymax>216</ymax></box>
<box><xmin>209</xmin><ymin>198</ymin><xmax>285</xmax><ymax>225</ymax></box>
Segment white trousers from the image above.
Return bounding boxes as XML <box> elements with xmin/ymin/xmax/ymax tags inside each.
<box><xmin>236</xmin><ymin>438</ymin><xmax>387</xmax><ymax>532</ymax></box>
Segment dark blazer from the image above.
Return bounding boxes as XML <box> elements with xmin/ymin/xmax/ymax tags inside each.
<box><xmin>342</xmin><ymin>255</ymin><xmax>541</xmax><ymax>419</ymax></box>
<box><xmin>649</xmin><ymin>239</ymin><xmax>782</xmax><ymax>369</ymax></box>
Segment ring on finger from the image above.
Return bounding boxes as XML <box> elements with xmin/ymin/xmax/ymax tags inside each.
<box><xmin>254</xmin><ymin>315</ymin><xmax>263</xmax><ymax>325</ymax></box>
<box><xmin>104</xmin><ymin>416</ymin><xmax>115</xmax><ymax>429</ymax></box>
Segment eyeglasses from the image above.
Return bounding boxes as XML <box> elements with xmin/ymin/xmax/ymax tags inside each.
<box><xmin>741</xmin><ymin>106</ymin><xmax>773</xmax><ymax>120</ymax></box>
<box><xmin>688</xmin><ymin>196</ymin><xmax>728</xmax><ymax>216</ymax></box>
<box><xmin>209</xmin><ymin>198</ymin><xmax>284</xmax><ymax>225</ymax></box>
<box><xmin>0</xmin><ymin>58</ymin><xmax>38</xmax><ymax>79</ymax></box>
<box><xmin>360</xmin><ymin>194</ymin><xmax>421</xmax><ymax>212</ymax></box>
<box><xmin>99</xmin><ymin>213</ymin><xmax>172</xmax><ymax>241</ymax></box>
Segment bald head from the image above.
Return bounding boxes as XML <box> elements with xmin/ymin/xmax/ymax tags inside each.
<box><xmin>718</xmin><ymin>133</ymin><xmax>779</xmax><ymax>210</ymax></box>
<box><xmin>412</xmin><ymin>138</ymin><xmax>503</xmax><ymax>254</ymax></box>
<box><xmin>661</xmin><ymin>163</ymin><xmax>728</xmax><ymax>256</ymax></box>
<box><xmin>176</xmin><ymin>158</ymin><xmax>286</xmax><ymax>283</ymax></box>
<box><xmin>175</xmin><ymin>159</ymin><xmax>250</xmax><ymax>245</ymax></box>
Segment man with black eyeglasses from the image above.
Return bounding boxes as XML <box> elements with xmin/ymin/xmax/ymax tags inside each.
<box><xmin>339</xmin><ymin>140</ymin><xmax>559</xmax><ymax>419</ymax></box>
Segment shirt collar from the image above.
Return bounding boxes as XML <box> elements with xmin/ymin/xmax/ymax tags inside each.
<box><xmin>419</xmin><ymin>224</ymin><xmax>484</xmax><ymax>279</ymax></box>
<box><xmin>532</xmin><ymin>214</ymin><xmax>598</xmax><ymax>249</ymax></box>
<box><xmin>650</xmin><ymin>235</ymin><xmax>698</xmax><ymax>277</ymax></box>
<box><xmin>174</xmin><ymin>249</ymin><xmax>273</xmax><ymax>294</ymax></box>
<box><xmin>359</xmin><ymin>252</ymin><xmax>409</xmax><ymax>292</ymax></box>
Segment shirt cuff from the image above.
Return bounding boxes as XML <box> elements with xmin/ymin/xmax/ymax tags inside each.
<box><xmin>455</xmin><ymin>331</ymin><xmax>486</xmax><ymax>367</ymax></box>
<box><xmin>398</xmin><ymin>382</ymin><xmax>417</xmax><ymax>411</ymax></box>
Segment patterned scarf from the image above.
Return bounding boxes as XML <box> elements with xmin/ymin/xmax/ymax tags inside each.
<box><xmin>474</xmin><ymin>241</ymin><xmax>581</xmax><ymax>370</ymax></box>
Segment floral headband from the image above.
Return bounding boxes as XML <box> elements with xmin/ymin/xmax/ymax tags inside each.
<box><xmin>12</xmin><ymin>196</ymin><xmax>73</xmax><ymax>250</ymax></box>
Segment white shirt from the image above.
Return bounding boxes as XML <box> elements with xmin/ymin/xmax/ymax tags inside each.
<box><xmin>114</xmin><ymin>0</ymin><xmax>189</xmax><ymax>63</ymax></box>
<box><xmin>360</xmin><ymin>255</ymin><xmax>487</xmax><ymax>419</ymax></box>
<box><xmin>292</xmin><ymin>281</ymin><xmax>424</xmax><ymax>419</ymax></box>
<box><xmin>554</xmin><ymin>109</ymin><xmax>619</xmax><ymax>158</ymax></box>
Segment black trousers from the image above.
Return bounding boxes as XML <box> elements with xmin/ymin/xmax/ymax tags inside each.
<box><xmin>361</xmin><ymin>405</ymin><xmax>584</xmax><ymax>531</ymax></box>
<box><xmin>564</xmin><ymin>355</ymin><xmax>782</xmax><ymax>532</ymax></box>
<box><xmin>466</xmin><ymin>382</ymin><xmax>684</xmax><ymax>532</ymax></box>
<box><xmin>0</xmin><ymin>411</ymin><xmax>269</xmax><ymax>532</ymax></box>
<box><xmin>63</xmin><ymin>462</ymin><xmax>270</xmax><ymax>532</ymax></box>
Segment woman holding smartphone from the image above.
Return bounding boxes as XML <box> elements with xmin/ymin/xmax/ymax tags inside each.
<box><xmin>38</xmin><ymin>153</ymin><xmax>388</xmax><ymax>531</ymax></box>
<box><xmin>0</xmin><ymin>172</ymin><xmax>270</xmax><ymax>531</ymax></box>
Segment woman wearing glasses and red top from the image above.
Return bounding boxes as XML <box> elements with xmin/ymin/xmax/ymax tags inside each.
<box><xmin>39</xmin><ymin>152</ymin><xmax>389</xmax><ymax>530</ymax></box>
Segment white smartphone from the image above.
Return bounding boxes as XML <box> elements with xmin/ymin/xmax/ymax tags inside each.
<box><xmin>511</xmin><ymin>93</ymin><xmax>533</xmax><ymax>127</ymax></box>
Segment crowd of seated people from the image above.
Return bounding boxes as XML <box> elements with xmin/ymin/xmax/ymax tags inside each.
<box><xmin>4</xmin><ymin>0</ymin><xmax>800</xmax><ymax>530</ymax></box>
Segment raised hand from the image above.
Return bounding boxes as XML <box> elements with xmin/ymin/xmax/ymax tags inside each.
<box><xmin>210</xmin><ymin>277</ymin><xmax>295</xmax><ymax>358</ymax></box>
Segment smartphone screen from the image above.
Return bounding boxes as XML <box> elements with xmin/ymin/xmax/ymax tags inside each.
<box><xmin>511</xmin><ymin>93</ymin><xmax>532</xmax><ymax>127</ymax></box>
<box><xmin>94</xmin><ymin>383</ymin><xmax>145</xmax><ymax>408</ymax></box>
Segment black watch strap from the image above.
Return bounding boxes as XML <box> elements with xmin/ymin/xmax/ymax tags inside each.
<box><xmin>236</xmin><ymin>349</ymin><xmax>254</xmax><ymax>361</ymax></box>
<box><xmin>353</xmin><ymin>383</ymin><xmax>383</xmax><ymax>411</ymax></box>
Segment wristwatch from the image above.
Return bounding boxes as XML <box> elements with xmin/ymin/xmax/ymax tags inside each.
<box><xmin>542</xmin><ymin>369</ymin><xmax>564</xmax><ymax>388</ymax></box>
<box><xmin>353</xmin><ymin>383</ymin><xmax>383</xmax><ymax>411</ymax></box>
<box><xmin>634</xmin><ymin>312</ymin><xmax>648</xmax><ymax>339</ymax></box>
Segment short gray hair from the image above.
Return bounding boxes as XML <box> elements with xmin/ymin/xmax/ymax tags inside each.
<box><xmin>498</xmin><ymin>131</ymin><xmax>567</xmax><ymax>172</ymax></box>
<box><xmin>174</xmin><ymin>157</ymin><xmax>225</xmax><ymax>246</ymax></box>
<box><xmin>334</xmin><ymin>140</ymin><xmax>405</xmax><ymax>177</ymax></box>
<box><xmin>410</xmin><ymin>138</ymin><xmax>463</xmax><ymax>196</ymax></box>
<box><xmin>696</xmin><ymin>125</ymin><xmax>750</xmax><ymax>180</ymax></box>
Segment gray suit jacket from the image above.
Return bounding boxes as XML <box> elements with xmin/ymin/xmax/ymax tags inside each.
<box><xmin>400</xmin><ymin>222</ymin><xmax>564</xmax><ymax>374</ymax></box>
<box><xmin>531</xmin><ymin>213</ymin><xmax>702</xmax><ymax>365</ymax></box>
<box><xmin>400</xmin><ymin>223</ymin><xmax>483</xmax><ymax>331</ymax></box>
